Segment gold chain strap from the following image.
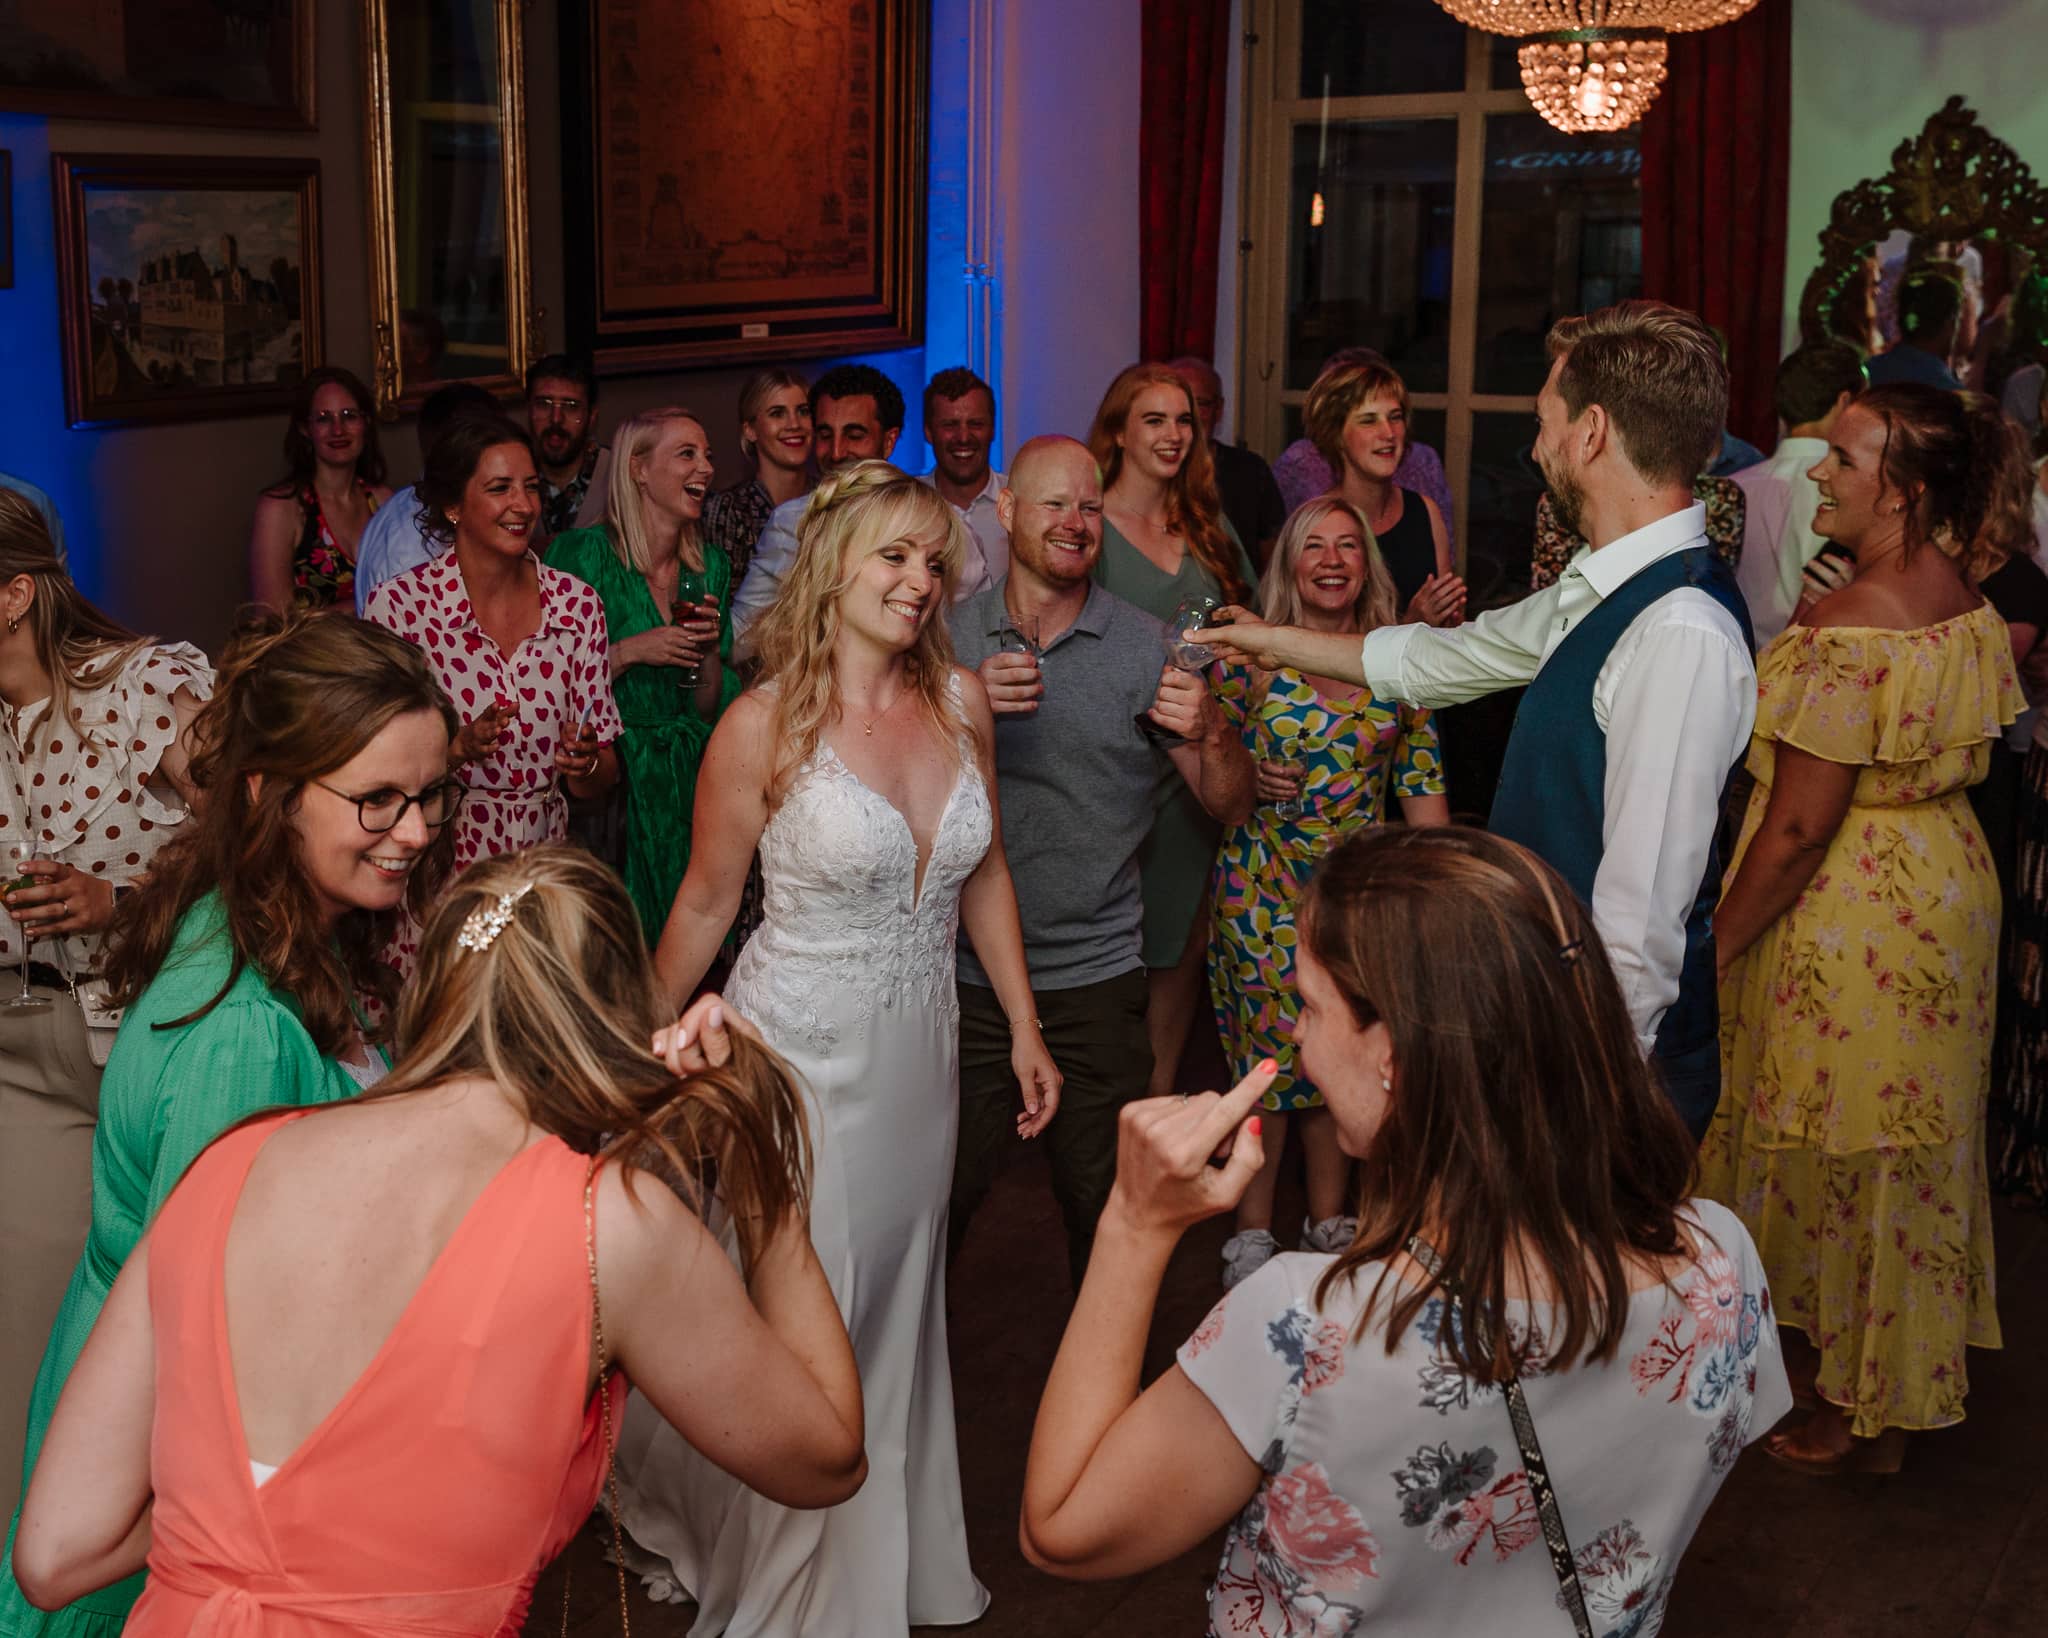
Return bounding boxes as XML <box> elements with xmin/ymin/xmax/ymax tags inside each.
<box><xmin>569</xmin><ymin>1157</ymin><xmax>633</xmax><ymax>1638</ymax></box>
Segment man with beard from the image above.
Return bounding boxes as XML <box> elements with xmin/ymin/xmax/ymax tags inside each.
<box><xmin>525</xmin><ymin>354</ymin><xmax>610</xmax><ymax>543</ymax></box>
<box><xmin>947</xmin><ymin>435</ymin><xmax>1254</xmax><ymax>1286</ymax></box>
<box><xmin>1195</xmin><ymin>302</ymin><xmax>1755</xmax><ymax>1139</ymax></box>
<box><xmin>730</xmin><ymin>362</ymin><xmax>906</xmax><ymax>654</ymax></box>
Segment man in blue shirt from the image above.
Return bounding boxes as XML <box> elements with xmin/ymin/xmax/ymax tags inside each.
<box><xmin>1867</xmin><ymin>268</ymin><xmax>1965</xmax><ymax>391</ymax></box>
<box><xmin>352</xmin><ymin>382</ymin><xmax>502</xmax><ymax>615</ymax></box>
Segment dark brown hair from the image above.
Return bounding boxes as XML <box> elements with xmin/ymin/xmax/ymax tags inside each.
<box><xmin>1304</xmin><ymin>825</ymin><xmax>1696</xmax><ymax>1382</ymax></box>
<box><xmin>102</xmin><ymin>612</ymin><xmax>459</xmax><ymax>1052</ymax></box>
<box><xmin>1546</xmin><ymin>300</ymin><xmax>1727</xmax><ymax>487</ymax></box>
<box><xmin>361</xmin><ymin>846</ymin><xmax>811</xmax><ymax>1272</ymax></box>
<box><xmin>1854</xmin><ymin>383</ymin><xmax>2032</xmax><ymax>580</ymax></box>
<box><xmin>415</xmin><ymin>414</ymin><xmax>537</xmax><ymax>545</ymax></box>
<box><xmin>265</xmin><ymin>365</ymin><xmax>387</xmax><ymax>497</ymax></box>
<box><xmin>1088</xmin><ymin>362</ymin><xmax>1246</xmax><ymax>601</ymax></box>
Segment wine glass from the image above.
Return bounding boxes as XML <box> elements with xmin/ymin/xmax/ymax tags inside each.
<box><xmin>1135</xmin><ymin>594</ymin><xmax>1227</xmax><ymax>743</ymax></box>
<box><xmin>3</xmin><ymin>841</ymin><xmax>52</xmax><ymax>1013</ymax></box>
<box><xmin>671</xmin><ymin>596</ymin><xmax>706</xmax><ymax>692</ymax></box>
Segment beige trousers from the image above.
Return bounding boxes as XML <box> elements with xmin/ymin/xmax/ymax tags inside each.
<box><xmin>0</xmin><ymin>987</ymin><xmax>101</xmax><ymax>1521</ymax></box>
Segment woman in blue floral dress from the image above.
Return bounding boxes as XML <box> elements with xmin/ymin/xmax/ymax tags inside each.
<box><xmin>1209</xmin><ymin>496</ymin><xmax>1447</xmax><ymax>1289</ymax></box>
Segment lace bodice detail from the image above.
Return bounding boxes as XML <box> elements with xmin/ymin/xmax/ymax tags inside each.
<box><xmin>729</xmin><ymin>711</ymin><xmax>992</xmax><ymax>1055</ymax></box>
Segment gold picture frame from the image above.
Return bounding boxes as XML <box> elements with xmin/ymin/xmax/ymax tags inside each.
<box><xmin>361</xmin><ymin>0</ymin><xmax>536</xmax><ymax>417</ymax></box>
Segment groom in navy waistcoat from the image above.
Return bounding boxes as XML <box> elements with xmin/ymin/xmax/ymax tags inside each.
<box><xmin>1197</xmin><ymin>301</ymin><xmax>1757</xmax><ymax>1138</ymax></box>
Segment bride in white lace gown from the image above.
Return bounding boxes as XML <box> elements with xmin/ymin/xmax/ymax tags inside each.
<box><xmin>627</xmin><ymin>462</ymin><xmax>1061</xmax><ymax>1635</ymax></box>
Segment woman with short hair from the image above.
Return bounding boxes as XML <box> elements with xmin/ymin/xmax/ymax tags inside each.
<box><xmin>1022</xmin><ymin>824</ymin><xmax>1788</xmax><ymax>1635</ymax></box>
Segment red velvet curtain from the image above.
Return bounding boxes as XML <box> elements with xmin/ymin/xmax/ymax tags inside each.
<box><xmin>1639</xmin><ymin>0</ymin><xmax>1794</xmax><ymax>450</ymax></box>
<box><xmin>1139</xmin><ymin>0</ymin><xmax>1232</xmax><ymax>362</ymax></box>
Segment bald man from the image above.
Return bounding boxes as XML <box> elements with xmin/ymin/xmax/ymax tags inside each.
<box><xmin>1169</xmin><ymin>356</ymin><xmax>1287</xmax><ymax>568</ymax></box>
<box><xmin>947</xmin><ymin>436</ymin><xmax>1254</xmax><ymax>1287</ymax></box>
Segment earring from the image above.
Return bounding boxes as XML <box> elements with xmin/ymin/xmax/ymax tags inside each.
<box><xmin>5</xmin><ymin>615</ymin><xmax>16</xmax><ymax>635</ymax></box>
<box><xmin>1380</xmin><ymin>1072</ymin><xmax>1393</xmax><ymax>1093</ymax></box>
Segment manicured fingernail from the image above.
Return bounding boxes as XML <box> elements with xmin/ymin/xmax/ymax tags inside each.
<box><xmin>708</xmin><ymin>1004</ymin><xmax>724</xmax><ymax>1029</ymax></box>
<box><xmin>1248</xmin><ymin>1117</ymin><xmax>1262</xmax><ymax>1138</ymax></box>
<box><xmin>675</xmin><ymin>1025</ymin><xmax>691</xmax><ymax>1047</ymax></box>
<box><xmin>1258</xmin><ymin>1058</ymin><xmax>1278</xmax><ymax>1076</ymax></box>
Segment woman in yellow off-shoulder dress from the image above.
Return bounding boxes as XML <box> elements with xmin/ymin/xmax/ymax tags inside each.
<box><xmin>1702</xmin><ymin>384</ymin><xmax>2026</xmax><ymax>1474</ymax></box>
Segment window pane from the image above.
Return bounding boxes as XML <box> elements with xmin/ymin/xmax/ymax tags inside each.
<box><xmin>1490</xmin><ymin>33</ymin><xmax>1525</xmax><ymax>91</ymax></box>
<box><xmin>1473</xmin><ymin>113</ymin><xmax>1642</xmax><ymax>396</ymax></box>
<box><xmin>1299</xmin><ymin>0</ymin><xmax>1468</xmax><ymax>98</ymax></box>
<box><xmin>1286</xmin><ymin>118</ymin><xmax>1457</xmax><ymax>394</ymax></box>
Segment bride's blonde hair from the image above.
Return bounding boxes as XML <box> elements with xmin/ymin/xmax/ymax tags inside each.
<box><xmin>750</xmin><ymin>460</ymin><xmax>972</xmax><ymax>803</ymax></box>
<box><xmin>362</xmin><ymin>845</ymin><xmax>811</xmax><ymax>1272</ymax></box>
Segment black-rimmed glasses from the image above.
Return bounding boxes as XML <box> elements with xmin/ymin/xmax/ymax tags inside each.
<box><xmin>312</xmin><ymin>778</ymin><xmax>464</xmax><ymax>833</ymax></box>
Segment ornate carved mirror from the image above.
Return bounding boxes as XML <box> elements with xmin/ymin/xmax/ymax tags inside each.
<box><xmin>1798</xmin><ymin>98</ymin><xmax>2048</xmax><ymax>372</ymax></box>
<box><xmin>362</xmin><ymin>0</ymin><xmax>535</xmax><ymax>416</ymax></box>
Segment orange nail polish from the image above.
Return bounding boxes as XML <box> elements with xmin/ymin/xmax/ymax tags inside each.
<box><xmin>1258</xmin><ymin>1058</ymin><xmax>1278</xmax><ymax>1075</ymax></box>
<box><xmin>1248</xmin><ymin>1117</ymin><xmax>1263</xmax><ymax>1138</ymax></box>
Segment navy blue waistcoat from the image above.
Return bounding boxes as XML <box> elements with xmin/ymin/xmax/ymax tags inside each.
<box><xmin>1488</xmin><ymin>546</ymin><xmax>1754</xmax><ymax>1060</ymax></box>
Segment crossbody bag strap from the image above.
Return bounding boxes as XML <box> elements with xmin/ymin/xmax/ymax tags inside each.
<box><xmin>572</xmin><ymin>1156</ymin><xmax>633</xmax><ymax>1638</ymax></box>
<box><xmin>1406</xmin><ymin>1235</ymin><xmax>1592</xmax><ymax>1638</ymax></box>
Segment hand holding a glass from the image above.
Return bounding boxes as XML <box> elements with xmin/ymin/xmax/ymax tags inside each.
<box><xmin>670</xmin><ymin>597</ymin><xmax>722</xmax><ymax>690</ymax></box>
<box><xmin>2</xmin><ymin>842</ymin><xmax>54</xmax><ymax>1011</ymax></box>
<box><xmin>980</xmin><ymin>611</ymin><xmax>1044</xmax><ymax>717</ymax></box>
<box><xmin>1138</xmin><ymin>594</ymin><xmax>1226</xmax><ymax>743</ymax></box>
<box><xmin>1257</xmin><ymin>757</ymin><xmax>1308</xmax><ymax>819</ymax></box>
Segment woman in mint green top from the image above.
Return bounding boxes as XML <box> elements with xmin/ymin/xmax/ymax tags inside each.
<box><xmin>545</xmin><ymin>410</ymin><xmax>740</xmax><ymax>940</ymax></box>
<box><xmin>0</xmin><ymin>614</ymin><xmax>458</xmax><ymax>1638</ymax></box>
<box><xmin>1088</xmin><ymin>363</ymin><xmax>1257</xmax><ymax>1099</ymax></box>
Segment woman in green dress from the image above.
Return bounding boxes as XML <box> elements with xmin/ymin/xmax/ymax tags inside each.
<box><xmin>1088</xmin><ymin>363</ymin><xmax>1256</xmax><ymax>1099</ymax></box>
<box><xmin>547</xmin><ymin>408</ymin><xmax>741</xmax><ymax>941</ymax></box>
<box><xmin>0</xmin><ymin>613</ymin><xmax>458</xmax><ymax>1638</ymax></box>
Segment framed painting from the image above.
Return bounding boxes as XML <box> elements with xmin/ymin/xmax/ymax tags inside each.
<box><xmin>561</xmin><ymin>0</ymin><xmax>928</xmax><ymax>371</ymax></box>
<box><xmin>52</xmin><ymin>154</ymin><xmax>323</xmax><ymax>428</ymax></box>
<box><xmin>0</xmin><ymin>1</ymin><xmax>314</xmax><ymax>129</ymax></box>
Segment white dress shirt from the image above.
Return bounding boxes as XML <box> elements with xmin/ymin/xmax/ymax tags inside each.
<box><xmin>1732</xmin><ymin>435</ymin><xmax>1828</xmax><ymax>646</ymax></box>
<box><xmin>1359</xmin><ymin>503</ymin><xmax>1757</xmax><ymax>1055</ymax></box>
<box><xmin>928</xmin><ymin>467</ymin><xmax>1008</xmax><ymax>597</ymax></box>
<box><xmin>353</xmin><ymin>482</ymin><xmax>437</xmax><ymax>617</ymax></box>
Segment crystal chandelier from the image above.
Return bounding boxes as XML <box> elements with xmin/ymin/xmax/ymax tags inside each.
<box><xmin>1434</xmin><ymin>2</ymin><xmax>1762</xmax><ymax>134</ymax></box>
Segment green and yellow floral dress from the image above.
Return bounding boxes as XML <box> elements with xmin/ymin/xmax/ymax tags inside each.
<box><xmin>545</xmin><ymin>527</ymin><xmax>741</xmax><ymax>941</ymax></box>
<box><xmin>1700</xmin><ymin>604</ymin><xmax>2023</xmax><ymax>1437</ymax></box>
<box><xmin>1207</xmin><ymin>664</ymin><xmax>1443</xmax><ymax>1112</ymax></box>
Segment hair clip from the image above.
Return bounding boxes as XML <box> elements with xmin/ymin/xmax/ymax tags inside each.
<box><xmin>1556</xmin><ymin>938</ymin><xmax>1587</xmax><ymax>966</ymax></box>
<box><xmin>456</xmin><ymin>882</ymin><xmax>535</xmax><ymax>955</ymax></box>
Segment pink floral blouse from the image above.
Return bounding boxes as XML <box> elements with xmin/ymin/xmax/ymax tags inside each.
<box><xmin>1177</xmin><ymin>1198</ymin><xmax>1790</xmax><ymax>1637</ymax></box>
<box><xmin>364</xmin><ymin>551</ymin><xmax>622</xmax><ymax>883</ymax></box>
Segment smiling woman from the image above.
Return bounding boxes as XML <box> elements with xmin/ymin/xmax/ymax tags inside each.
<box><xmin>365</xmin><ymin>416</ymin><xmax>624</xmax><ymax>980</ymax></box>
<box><xmin>0</xmin><ymin>612</ymin><xmax>461</xmax><ymax>1638</ymax></box>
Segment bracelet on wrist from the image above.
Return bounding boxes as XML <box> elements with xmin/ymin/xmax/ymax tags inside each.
<box><xmin>1009</xmin><ymin>1017</ymin><xmax>1042</xmax><ymax>1032</ymax></box>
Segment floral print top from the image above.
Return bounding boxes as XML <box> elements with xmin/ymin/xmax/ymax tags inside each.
<box><xmin>1530</xmin><ymin>475</ymin><xmax>1745</xmax><ymax>592</ymax></box>
<box><xmin>1177</xmin><ymin>1198</ymin><xmax>1790</xmax><ymax>1638</ymax></box>
<box><xmin>291</xmin><ymin>482</ymin><xmax>379</xmax><ymax>612</ymax></box>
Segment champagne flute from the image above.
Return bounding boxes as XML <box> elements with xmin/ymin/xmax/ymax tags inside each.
<box><xmin>4</xmin><ymin>841</ymin><xmax>53</xmax><ymax>1013</ymax></box>
<box><xmin>1136</xmin><ymin>594</ymin><xmax>1227</xmax><ymax>743</ymax></box>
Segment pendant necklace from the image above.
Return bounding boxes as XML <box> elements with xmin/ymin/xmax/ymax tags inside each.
<box><xmin>857</xmin><ymin>686</ymin><xmax>908</xmax><ymax>737</ymax></box>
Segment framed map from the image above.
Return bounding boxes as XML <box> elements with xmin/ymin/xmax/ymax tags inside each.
<box><xmin>561</xmin><ymin>0</ymin><xmax>927</xmax><ymax>370</ymax></box>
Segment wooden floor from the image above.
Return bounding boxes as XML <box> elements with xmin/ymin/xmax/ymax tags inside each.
<box><xmin>537</xmin><ymin>1056</ymin><xmax>2048</xmax><ymax>1638</ymax></box>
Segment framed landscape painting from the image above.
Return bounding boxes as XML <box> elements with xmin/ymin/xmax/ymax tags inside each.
<box><xmin>0</xmin><ymin>1</ymin><xmax>314</xmax><ymax>128</ymax></box>
<box><xmin>53</xmin><ymin>154</ymin><xmax>323</xmax><ymax>428</ymax></box>
<box><xmin>560</xmin><ymin>0</ymin><xmax>928</xmax><ymax>370</ymax></box>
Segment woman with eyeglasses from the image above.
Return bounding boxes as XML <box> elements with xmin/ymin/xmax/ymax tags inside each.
<box><xmin>0</xmin><ymin>612</ymin><xmax>459</xmax><ymax>1638</ymax></box>
<box><xmin>247</xmin><ymin>367</ymin><xmax>394</xmax><ymax>615</ymax></box>
<box><xmin>0</xmin><ymin>491</ymin><xmax>211</xmax><ymax>1529</ymax></box>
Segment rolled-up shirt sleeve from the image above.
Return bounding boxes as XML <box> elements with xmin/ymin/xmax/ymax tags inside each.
<box><xmin>1593</xmin><ymin>599</ymin><xmax>1758</xmax><ymax>1054</ymax></box>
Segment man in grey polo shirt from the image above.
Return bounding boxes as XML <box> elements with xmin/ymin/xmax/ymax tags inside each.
<box><xmin>949</xmin><ymin>435</ymin><xmax>1254</xmax><ymax>1287</ymax></box>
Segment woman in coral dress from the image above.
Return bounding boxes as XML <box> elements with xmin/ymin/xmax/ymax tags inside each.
<box><xmin>1704</xmin><ymin>385</ymin><xmax>2027</xmax><ymax>1473</ymax></box>
<box><xmin>10</xmin><ymin>848</ymin><xmax>864</xmax><ymax>1637</ymax></box>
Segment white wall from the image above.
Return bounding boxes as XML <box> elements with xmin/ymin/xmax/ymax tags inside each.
<box><xmin>1782</xmin><ymin>0</ymin><xmax>2048</xmax><ymax>350</ymax></box>
<box><xmin>993</xmin><ymin>0</ymin><xmax>1144</xmax><ymax>461</ymax></box>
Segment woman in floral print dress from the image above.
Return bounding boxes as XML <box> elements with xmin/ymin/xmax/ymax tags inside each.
<box><xmin>1209</xmin><ymin>496</ymin><xmax>1447</xmax><ymax>1290</ymax></box>
<box><xmin>1022</xmin><ymin>826</ymin><xmax>1788</xmax><ymax>1638</ymax></box>
<box><xmin>365</xmin><ymin>417</ymin><xmax>621</xmax><ymax>979</ymax></box>
<box><xmin>247</xmin><ymin>367</ymin><xmax>393</xmax><ymax>614</ymax></box>
<box><xmin>1704</xmin><ymin>385</ymin><xmax>2026</xmax><ymax>1473</ymax></box>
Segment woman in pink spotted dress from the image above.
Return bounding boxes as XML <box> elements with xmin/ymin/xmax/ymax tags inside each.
<box><xmin>365</xmin><ymin>417</ymin><xmax>621</xmax><ymax>975</ymax></box>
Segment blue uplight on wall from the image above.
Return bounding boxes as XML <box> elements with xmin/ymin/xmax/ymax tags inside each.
<box><xmin>0</xmin><ymin>114</ymin><xmax>104</xmax><ymax>603</ymax></box>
